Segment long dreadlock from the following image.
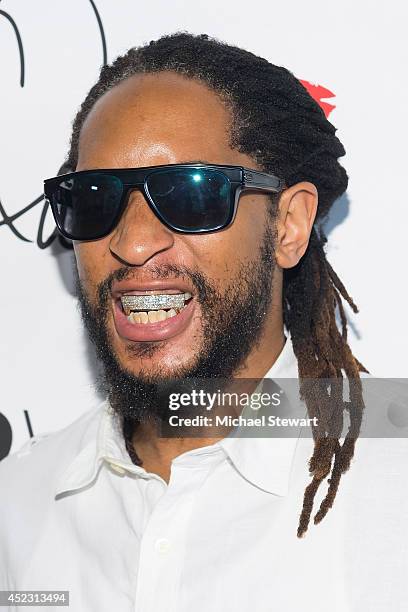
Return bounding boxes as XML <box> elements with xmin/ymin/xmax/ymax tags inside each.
<box><xmin>64</xmin><ymin>32</ymin><xmax>367</xmax><ymax>537</ymax></box>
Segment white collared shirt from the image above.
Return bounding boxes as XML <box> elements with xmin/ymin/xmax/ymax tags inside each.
<box><xmin>0</xmin><ymin>337</ymin><xmax>407</xmax><ymax>611</ymax></box>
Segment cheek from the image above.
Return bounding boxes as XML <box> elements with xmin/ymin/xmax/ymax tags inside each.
<box><xmin>238</xmin><ymin>193</ymin><xmax>271</xmax><ymax>233</ymax></box>
<box><xmin>73</xmin><ymin>241</ymin><xmax>109</xmax><ymax>296</ymax></box>
<box><xmin>187</xmin><ymin>197</ymin><xmax>269</xmax><ymax>281</ymax></box>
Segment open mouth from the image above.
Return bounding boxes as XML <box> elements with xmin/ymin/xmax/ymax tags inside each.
<box><xmin>119</xmin><ymin>291</ymin><xmax>193</xmax><ymax>325</ymax></box>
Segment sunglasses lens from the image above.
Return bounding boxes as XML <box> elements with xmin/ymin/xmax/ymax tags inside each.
<box><xmin>50</xmin><ymin>173</ymin><xmax>123</xmax><ymax>239</ymax></box>
<box><xmin>146</xmin><ymin>168</ymin><xmax>232</xmax><ymax>231</ymax></box>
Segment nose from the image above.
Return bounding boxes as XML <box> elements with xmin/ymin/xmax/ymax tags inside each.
<box><xmin>109</xmin><ymin>188</ymin><xmax>175</xmax><ymax>265</ymax></box>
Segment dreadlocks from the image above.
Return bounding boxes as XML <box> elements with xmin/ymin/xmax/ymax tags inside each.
<box><xmin>65</xmin><ymin>32</ymin><xmax>367</xmax><ymax>537</ymax></box>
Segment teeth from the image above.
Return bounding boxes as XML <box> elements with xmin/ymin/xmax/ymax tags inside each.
<box><xmin>148</xmin><ymin>311</ymin><xmax>157</xmax><ymax>323</ymax></box>
<box><xmin>127</xmin><ymin>307</ymin><xmax>181</xmax><ymax>325</ymax></box>
<box><xmin>140</xmin><ymin>312</ymin><xmax>148</xmax><ymax>324</ymax></box>
<box><xmin>157</xmin><ymin>310</ymin><xmax>167</xmax><ymax>321</ymax></box>
<box><xmin>121</xmin><ymin>292</ymin><xmax>192</xmax><ymax>315</ymax></box>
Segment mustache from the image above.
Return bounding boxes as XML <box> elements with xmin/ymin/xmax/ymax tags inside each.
<box><xmin>94</xmin><ymin>263</ymin><xmax>219</xmax><ymax>311</ymax></box>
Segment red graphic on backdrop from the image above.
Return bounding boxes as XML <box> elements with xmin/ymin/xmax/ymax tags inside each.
<box><xmin>299</xmin><ymin>80</ymin><xmax>335</xmax><ymax>118</ymax></box>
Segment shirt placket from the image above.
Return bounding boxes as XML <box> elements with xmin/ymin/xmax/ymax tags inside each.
<box><xmin>133</xmin><ymin>450</ymin><xmax>223</xmax><ymax>612</ymax></box>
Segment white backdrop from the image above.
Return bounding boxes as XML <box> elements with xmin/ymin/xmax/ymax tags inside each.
<box><xmin>1</xmin><ymin>0</ymin><xmax>407</xmax><ymax>460</ymax></box>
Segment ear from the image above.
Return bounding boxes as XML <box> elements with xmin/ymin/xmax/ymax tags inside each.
<box><xmin>275</xmin><ymin>181</ymin><xmax>318</xmax><ymax>269</ymax></box>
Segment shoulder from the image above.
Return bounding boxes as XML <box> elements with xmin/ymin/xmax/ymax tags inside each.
<box><xmin>338</xmin><ymin>375</ymin><xmax>408</xmax><ymax>487</ymax></box>
<box><xmin>0</xmin><ymin>400</ymin><xmax>106</xmax><ymax>502</ymax></box>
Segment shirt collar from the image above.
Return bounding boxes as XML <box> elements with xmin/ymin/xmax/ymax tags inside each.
<box><xmin>55</xmin><ymin>334</ymin><xmax>301</xmax><ymax>498</ymax></box>
<box><xmin>219</xmin><ymin>334</ymin><xmax>302</xmax><ymax>497</ymax></box>
<box><xmin>55</xmin><ymin>401</ymin><xmax>144</xmax><ymax>497</ymax></box>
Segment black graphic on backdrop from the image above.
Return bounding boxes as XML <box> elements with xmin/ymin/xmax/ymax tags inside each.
<box><xmin>89</xmin><ymin>0</ymin><xmax>107</xmax><ymax>65</ymax></box>
<box><xmin>0</xmin><ymin>1</ymin><xmax>107</xmax><ymax>461</ymax></box>
<box><xmin>0</xmin><ymin>0</ymin><xmax>107</xmax><ymax>252</ymax></box>
<box><xmin>0</xmin><ymin>414</ymin><xmax>12</xmax><ymax>460</ymax></box>
<box><xmin>0</xmin><ymin>194</ymin><xmax>73</xmax><ymax>249</ymax></box>
<box><xmin>0</xmin><ymin>410</ymin><xmax>34</xmax><ymax>460</ymax></box>
<box><xmin>0</xmin><ymin>2</ymin><xmax>25</xmax><ymax>86</ymax></box>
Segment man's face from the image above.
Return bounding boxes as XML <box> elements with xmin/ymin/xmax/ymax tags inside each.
<box><xmin>73</xmin><ymin>72</ymin><xmax>279</xmax><ymax>411</ymax></box>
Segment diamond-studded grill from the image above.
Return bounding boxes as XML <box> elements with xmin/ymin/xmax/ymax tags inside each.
<box><xmin>120</xmin><ymin>294</ymin><xmax>186</xmax><ymax>314</ymax></box>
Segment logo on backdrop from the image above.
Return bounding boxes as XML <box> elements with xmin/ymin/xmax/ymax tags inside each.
<box><xmin>0</xmin><ymin>0</ymin><xmax>107</xmax><ymax>251</ymax></box>
<box><xmin>0</xmin><ymin>0</ymin><xmax>107</xmax><ymax>459</ymax></box>
<box><xmin>0</xmin><ymin>413</ymin><xmax>12</xmax><ymax>461</ymax></box>
<box><xmin>0</xmin><ymin>2</ymin><xmax>25</xmax><ymax>86</ymax></box>
<box><xmin>0</xmin><ymin>410</ymin><xmax>34</xmax><ymax>460</ymax></box>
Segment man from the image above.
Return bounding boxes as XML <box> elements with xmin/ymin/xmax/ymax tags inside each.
<box><xmin>0</xmin><ymin>32</ymin><xmax>406</xmax><ymax>611</ymax></box>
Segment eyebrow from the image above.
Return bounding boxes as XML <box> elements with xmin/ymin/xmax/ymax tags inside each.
<box><xmin>177</xmin><ymin>159</ymin><xmax>214</xmax><ymax>165</ymax></box>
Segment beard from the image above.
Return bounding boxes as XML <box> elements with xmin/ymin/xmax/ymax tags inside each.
<box><xmin>74</xmin><ymin>219</ymin><xmax>277</xmax><ymax>429</ymax></box>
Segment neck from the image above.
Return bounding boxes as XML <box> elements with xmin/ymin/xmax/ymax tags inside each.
<box><xmin>128</xmin><ymin>311</ymin><xmax>286</xmax><ymax>483</ymax></box>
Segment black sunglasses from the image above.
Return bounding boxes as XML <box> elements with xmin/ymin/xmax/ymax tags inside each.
<box><xmin>43</xmin><ymin>163</ymin><xmax>286</xmax><ymax>241</ymax></box>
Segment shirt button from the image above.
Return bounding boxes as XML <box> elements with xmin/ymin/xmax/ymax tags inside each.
<box><xmin>109</xmin><ymin>463</ymin><xmax>127</xmax><ymax>475</ymax></box>
<box><xmin>155</xmin><ymin>538</ymin><xmax>171</xmax><ymax>554</ymax></box>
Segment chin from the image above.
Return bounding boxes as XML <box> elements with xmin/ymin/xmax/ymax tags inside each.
<box><xmin>116</xmin><ymin>339</ymin><xmax>199</xmax><ymax>380</ymax></box>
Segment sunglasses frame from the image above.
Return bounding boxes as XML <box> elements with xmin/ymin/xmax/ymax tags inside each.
<box><xmin>44</xmin><ymin>163</ymin><xmax>286</xmax><ymax>241</ymax></box>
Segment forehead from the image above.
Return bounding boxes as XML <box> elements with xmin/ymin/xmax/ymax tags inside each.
<box><xmin>76</xmin><ymin>72</ymin><xmax>234</xmax><ymax>169</ymax></box>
